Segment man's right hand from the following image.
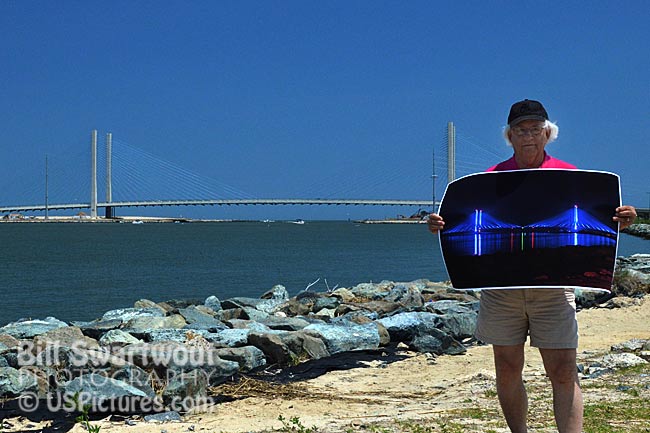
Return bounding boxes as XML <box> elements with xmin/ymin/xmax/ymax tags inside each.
<box><xmin>427</xmin><ymin>213</ymin><xmax>445</xmax><ymax>234</ymax></box>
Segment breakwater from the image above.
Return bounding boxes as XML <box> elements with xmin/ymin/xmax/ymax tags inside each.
<box><xmin>1</xmin><ymin>254</ymin><xmax>648</xmax><ymax>415</ymax></box>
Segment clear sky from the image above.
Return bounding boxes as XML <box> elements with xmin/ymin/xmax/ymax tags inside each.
<box><xmin>2</xmin><ymin>1</ymin><xmax>648</xmax><ymax>220</ymax></box>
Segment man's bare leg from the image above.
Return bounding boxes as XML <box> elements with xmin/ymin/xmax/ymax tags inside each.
<box><xmin>539</xmin><ymin>348</ymin><xmax>583</xmax><ymax>433</ymax></box>
<box><xmin>493</xmin><ymin>344</ymin><xmax>528</xmax><ymax>433</ymax></box>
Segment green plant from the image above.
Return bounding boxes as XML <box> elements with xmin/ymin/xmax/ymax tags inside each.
<box><xmin>277</xmin><ymin>415</ymin><xmax>317</xmax><ymax>433</ymax></box>
<box><xmin>66</xmin><ymin>392</ymin><xmax>101</xmax><ymax>433</ymax></box>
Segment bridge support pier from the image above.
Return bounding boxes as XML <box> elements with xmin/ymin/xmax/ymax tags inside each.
<box><xmin>105</xmin><ymin>206</ymin><xmax>114</xmax><ymax>219</ymax></box>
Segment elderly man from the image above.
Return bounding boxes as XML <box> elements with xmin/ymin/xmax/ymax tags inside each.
<box><xmin>428</xmin><ymin>99</ymin><xmax>637</xmax><ymax>433</ymax></box>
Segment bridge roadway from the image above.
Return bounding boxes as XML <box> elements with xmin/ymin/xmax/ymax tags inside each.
<box><xmin>0</xmin><ymin>198</ymin><xmax>435</xmax><ymax>214</ymax></box>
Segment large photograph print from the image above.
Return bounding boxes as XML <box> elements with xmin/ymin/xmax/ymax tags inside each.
<box><xmin>438</xmin><ymin>169</ymin><xmax>620</xmax><ymax>292</ymax></box>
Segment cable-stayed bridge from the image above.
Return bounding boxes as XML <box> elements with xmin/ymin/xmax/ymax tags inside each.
<box><xmin>3</xmin><ymin>127</ymin><xmax>477</xmax><ymax>217</ymax></box>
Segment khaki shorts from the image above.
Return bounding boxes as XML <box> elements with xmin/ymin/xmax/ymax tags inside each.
<box><xmin>474</xmin><ymin>288</ymin><xmax>578</xmax><ymax>349</ymax></box>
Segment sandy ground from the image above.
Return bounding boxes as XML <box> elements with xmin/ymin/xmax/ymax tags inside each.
<box><xmin>2</xmin><ymin>297</ymin><xmax>648</xmax><ymax>433</ymax></box>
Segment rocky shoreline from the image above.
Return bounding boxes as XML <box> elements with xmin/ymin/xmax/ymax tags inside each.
<box><xmin>1</xmin><ymin>254</ymin><xmax>649</xmax><ymax>421</ymax></box>
<box><xmin>624</xmin><ymin>223</ymin><xmax>650</xmax><ymax>239</ymax></box>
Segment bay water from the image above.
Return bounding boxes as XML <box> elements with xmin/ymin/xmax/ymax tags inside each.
<box><xmin>1</xmin><ymin>221</ymin><xmax>647</xmax><ymax>326</ymax></box>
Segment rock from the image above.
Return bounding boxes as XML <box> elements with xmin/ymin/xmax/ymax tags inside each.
<box><xmin>213</xmin><ymin>346</ymin><xmax>266</xmax><ymax>372</ymax></box>
<box><xmin>133</xmin><ymin>299</ymin><xmax>166</xmax><ymax>314</ymax></box>
<box><xmin>122</xmin><ymin>315</ymin><xmax>189</xmax><ymax>335</ymax></box>
<box><xmin>33</xmin><ymin>326</ymin><xmax>99</xmax><ymax>353</ymax></box>
<box><xmin>221</xmin><ymin>297</ymin><xmax>283</xmax><ymax>314</ymax></box>
<box><xmin>352</xmin><ymin>300</ymin><xmax>402</xmax><ymax>316</ymax></box>
<box><xmin>330</xmin><ymin>288</ymin><xmax>355</xmax><ymax>302</ymax></box>
<box><xmin>63</xmin><ymin>373</ymin><xmax>152</xmax><ymax>409</ymax></box>
<box><xmin>409</xmin><ymin>328</ymin><xmax>466</xmax><ymax>356</ymax></box>
<box><xmin>303</xmin><ymin>322</ymin><xmax>381</xmax><ymax>355</ymax></box>
<box><xmin>611</xmin><ymin>338</ymin><xmax>648</xmax><ymax>353</ymax></box>
<box><xmin>0</xmin><ymin>367</ymin><xmax>39</xmax><ymax>397</ymax></box>
<box><xmin>0</xmin><ymin>334</ymin><xmax>21</xmax><ymax>349</ymax></box>
<box><xmin>99</xmin><ymin>330</ymin><xmax>143</xmax><ymax>347</ymax></box>
<box><xmin>279</xmin><ymin>330</ymin><xmax>330</xmax><ymax>361</ymax></box>
<box><xmin>109</xmin><ymin>364</ymin><xmax>157</xmax><ymax>398</ymax></box>
<box><xmin>260</xmin><ymin>285</ymin><xmax>290</xmax><ymax>301</ymax></box>
<box><xmin>102</xmin><ymin>308</ymin><xmax>165</xmax><ymax>323</ymax></box>
<box><xmin>349</xmin><ymin>282</ymin><xmax>392</xmax><ymax>300</ymax></box>
<box><xmin>0</xmin><ymin>342</ymin><xmax>10</xmax><ymax>356</ymax></box>
<box><xmin>0</xmin><ymin>317</ymin><xmax>68</xmax><ymax>339</ymax></box>
<box><xmin>205</xmin><ymin>329</ymin><xmax>251</xmax><ymax>348</ymax></box>
<box><xmin>312</xmin><ymin>296</ymin><xmax>340</xmax><ymax>313</ymax></box>
<box><xmin>163</xmin><ymin>370</ymin><xmax>208</xmax><ymax>403</ymax></box>
<box><xmin>425</xmin><ymin>302</ymin><xmax>478</xmax><ymax>339</ymax></box>
<box><xmin>215</xmin><ymin>308</ymin><xmax>248</xmax><ymax>322</ymax></box>
<box><xmin>178</xmin><ymin>306</ymin><xmax>225</xmax><ymax>328</ymax></box>
<box><xmin>146</xmin><ymin>329</ymin><xmax>209</xmax><ymax>344</ymax></box>
<box><xmin>78</xmin><ymin>319</ymin><xmax>123</xmax><ymax>339</ymax></box>
<box><xmin>144</xmin><ymin>411</ymin><xmax>182</xmax><ymax>422</ymax></box>
<box><xmin>600</xmin><ymin>353</ymin><xmax>648</xmax><ymax>369</ymax></box>
<box><xmin>259</xmin><ymin>316</ymin><xmax>311</xmax><ymax>331</ymax></box>
<box><xmin>248</xmin><ymin>333</ymin><xmax>293</xmax><ymax>365</ymax></box>
<box><xmin>377</xmin><ymin>312</ymin><xmax>442</xmax><ymax>342</ymax></box>
<box><xmin>384</xmin><ymin>284</ymin><xmax>424</xmax><ymax>308</ymax></box>
<box><xmin>160</xmin><ymin>299</ymin><xmax>204</xmax><ymax>310</ymax></box>
<box><xmin>204</xmin><ymin>296</ymin><xmax>222</xmax><ymax>312</ymax></box>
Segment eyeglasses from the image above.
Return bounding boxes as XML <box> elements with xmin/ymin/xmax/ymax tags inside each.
<box><xmin>512</xmin><ymin>126</ymin><xmax>544</xmax><ymax>137</ymax></box>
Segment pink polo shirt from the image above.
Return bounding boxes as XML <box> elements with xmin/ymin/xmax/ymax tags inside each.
<box><xmin>486</xmin><ymin>152</ymin><xmax>577</xmax><ymax>172</ymax></box>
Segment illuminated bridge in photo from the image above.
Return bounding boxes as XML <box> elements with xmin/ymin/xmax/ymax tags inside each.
<box><xmin>444</xmin><ymin>205</ymin><xmax>616</xmax><ymax>236</ymax></box>
<box><xmin>442</xmin><ymin>205</ymin><xmax>617</xmax><ymax>256</ymax></box>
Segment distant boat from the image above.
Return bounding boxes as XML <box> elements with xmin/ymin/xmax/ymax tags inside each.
<box><xmin>261</xmin><ymin>219</ymin><xmax>275</xmax><ymax>223</ymax></box>
<box><xmin>288</xmin><ymin>219</ymin><xmax>305</xmax><ymax>225</ymax></box>
<box><xmin>132</xmin><ymin>220</ymin><xmax>144</xmax><ymax>225</ymax></box>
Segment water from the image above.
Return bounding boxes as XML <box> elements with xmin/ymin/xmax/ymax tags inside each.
<box><xmin>0</xmin><ymin>221</ymin><xmax>647</xmax><ymax>326</ymax></box>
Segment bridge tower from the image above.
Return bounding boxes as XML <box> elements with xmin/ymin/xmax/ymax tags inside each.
<box><xmin>447</xmin><ymin>121</ymin><xmax>456</xmax><ymax>183</ymax></box>
<box><xmin>90</xmin><ymin>130</ymin><xmax>98</xmax><ymax>218</ymax></box>
<box><xmin>105</xmin><ymin>132</ymin><xmax>114</xmax><ymax>218</ymax></box>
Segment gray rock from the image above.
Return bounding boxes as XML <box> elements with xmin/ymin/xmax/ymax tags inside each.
<box><xmin>0</xmin><ymin>317</ymin><xmax>68</xmax><ymax>339</ymax></box>
<box><xmin>144</xmin><ymin>411</ymin><xmax>182</xmax><ymax>422</ymax></box>
<box><xmin>611</xmin><ymin>338</ymin><xmax>648</xmax><ymax>353</ymax></box>
<box><xmin>205</xmin><ymin>329</ymin><xmax>250</xmax><ymax>348</ymax></box>
<box><xmin>63</xmin><ymin>373</ymin><xmax>150</xmax><ymax>405</ymax></box>
<box><xmin>312</xmin><ymin>296</ymin><xmax>340</xmax><ymax>312</ymax></box>
<box><xmin>214</xmin><ymin>346</ymin><xmax>266</xmax><ymax>372</ymax></box>
<box><xmin>409</xmin><ymin>328</ymin><xmax>466</xmax><ymax>356</ymax></box>
<box><xmin>146</xmin><ymin>329</ymin><xmax>208</xmax><ymax>343</ymax></box>
<box><xmin>278</xmin><ymin>330</ymin><xmax>330</xmax><ymax>361</ymax></box>
<box><xmin>247</xmin><ymin>333</ymin><xmax>293</xmax><ymax>365</ymax></box>
<box><xmin>178</xmin><ymin>306</ymin><xmax>224</xmax><ymax>327</ymax></box>
<box><xmin>204</xmin><ymin>296</ymin><xmax>222</xmax><ymax>312</ymax></box>
<box><xmin>99</xmin><ymin>330</ymin><xmax>143</xmax><ymax>347</ymax></box>
<box><xmin>0</xmin><ymin>342</ymin><xmax>10</xmax><ymax>356</ymax></box>
<box><xmin>384</xmin><ymin>284</ymin><xmax>424</xmax><ymax>308</ymax></box>
<box><xmin>102</xmin><ymin>308</ymin><xmax>165</xmax><ymax>323</ymax></box>
<box><xmin>0</xmin><ymin>367</ymin><xmax>39</xmax><ymax>397</ymax></box>
<box><xmin>259</xmin><ymin>316</ymin><xmax>311</xmax><ymax>331</ymax></box>
<box><xmin>163</xmin><ymin>370</ymin><xmax>208</xmax><ymax>403</ymax></box>
<box><xmin>303</xmin><ymin>322</ymin><xmax>380</xmax><ymax>354</ymax></box>
<box><xmin>349</xmin><ymin>282</ymin><xmax>391</xmax><ymax>300</ymax></box>
<box><xmin>0</xmin><ymin>357</ymin><xmax>8</xmax><ymax>368</ymax></box>
<box><xmin>0</xmin><ymin>334</ymin><xmax>21</xmax><ymax>349</ymax></box>
<box><xmin>378</xmin><ymin>312</ymin><xmax>442</xmax><ymax>342</ymax></box>
<box><xmin>261</xmin><ymin>284</ymin><xmax>290</xmax><ymax>301</ymax></box>
<box><xmin>425</xmin><ymin>302</ymin><xmax>478</xmax><ymax>339</ymax></box>
<box><xmin>33</xmin><ymin>326</ymin><xmax>99</xmax><ymax>353</ymax></box>
<box><xmin>110</xmin><ymin>364</ymin><xmax>157</xmax><ymax>398</ymax></box>
<box><xmin>600</xmin><ymin>353</ymin><xmax>648</xmax><ymax>369</ymax></box>
<box><xmin>122</xmin><ymin>315</ymin><xmax>188</xmax><ymax>335</ymax></box>
<box><xmin>79</xmin><ymin>319</ymin><xmax>123</xmax><ymax>339</ymax></box>
<box><xmin>241</xmin><ymin>307</ymin><xmax>271</xmax><ymax>322</ymax></box>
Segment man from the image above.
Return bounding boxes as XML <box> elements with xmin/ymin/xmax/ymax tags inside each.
<box><xmin>427</xmin><ymin>99</ymin><xmax>637</xmax><ymax>433</ymax></box>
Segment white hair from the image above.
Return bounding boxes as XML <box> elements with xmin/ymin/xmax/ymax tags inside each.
<box><xmin>503</xmin><ymin>120</ymin><xmax>559</xmax><ymax>146</ymax></box>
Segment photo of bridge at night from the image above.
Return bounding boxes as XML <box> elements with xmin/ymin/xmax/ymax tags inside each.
<box><xmin>438</xmin><ymin>169</ymin><xmax>620</xmax><ymax>291</ymax></box>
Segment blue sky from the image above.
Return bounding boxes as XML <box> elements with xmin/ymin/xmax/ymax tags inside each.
<box><xmin>2</xmin><ymin>1</ymin><xmax>648</xmax><ymax>220</ymax></box>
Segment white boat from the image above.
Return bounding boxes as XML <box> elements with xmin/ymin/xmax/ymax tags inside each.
<box><xmin>288</xmin><ymin>219</ymin><xmax>305</xmax><ymax>225</ymax></box>
<box><xmin>132</xmin><ymin>220</ymin><xmax>144</xmax><ymax>225</ymax></box>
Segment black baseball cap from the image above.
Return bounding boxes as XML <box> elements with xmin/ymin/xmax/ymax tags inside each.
<box><xmin>507</xmin><ymin>99</ymin><xmax>549</xmax><ymax>126</ymax></box>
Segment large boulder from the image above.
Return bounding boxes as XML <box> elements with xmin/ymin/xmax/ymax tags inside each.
<box><xmin>214</xmin><ymin>346</ymin><xmax>267</xmax><ymax>372</ymax></box>
<box><xmin>102</xmin><ymin>308</ymin><xmax>165</xmax><ymax>323</ymax></box>
<box><xmin>378</xmin><ymin>312</ymin><xmax>442</xmax><ymax>342</ymax></box>
<box><xmin>1</xmin><ymin>317</ymin><xmax>68</xmax><ymax>339</ymax></box>
<box><xmin>303</xmin><ymin>322</ymin><xmax>381</xmax><ymax>355</ymax></box>
<box><xmin>0</xmin><ymin>367</ymin><xmax>39</xmax><ymax>397</ymax></box>
<box><xmin>409</xmin><ymin>328</ymin><xmax>466</xmax><ymax>355</ymax></box>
